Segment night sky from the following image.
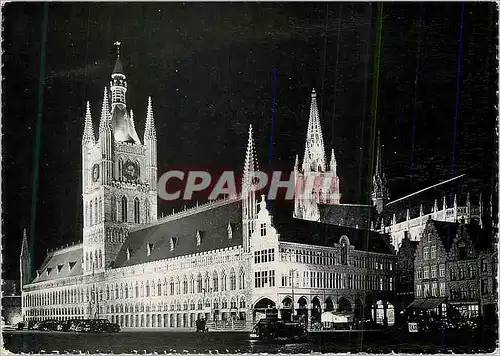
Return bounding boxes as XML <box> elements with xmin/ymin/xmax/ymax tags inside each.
<box><xmin>3</xmin><ymin>2</ymin><xmax>497</xmax><ymax>280</ymax></box>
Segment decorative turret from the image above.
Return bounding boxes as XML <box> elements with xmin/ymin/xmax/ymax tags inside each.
<box><xmin>302</xmin><ymin>89</ymin><xmax>326</xmax><ymax>172</ymax></box>
<box><xmin>442</xmin><ymin>194</ymin><xmax>447</xmax><ymax>211</ymax></box>
<box><xmin>329</xmin><ymin>149</ymin><xmax>337</xmax><ymax>176</ymax></box>
<box><xmin>82</xmin><ymin>102</ymin><xmax>95</xmax><ymax>145</ymax></box>
<box><xmin>433</xmin><ymin>198</ymin><xmax>438</xmax><ymax>213</ymax></box>
<box><xmin>99</xmin><ymin>87</ymin><xmax>113</xmax><ymax>186</ymax></box>
<box><xmin>110</xmin><ymin>41</ymin><xmax>127</xmax><ymax>109</ymax></box>
<box><xmin>242</xmin><ymin>124</ymin><xmax>258</xmax><ymax>252</ymax></box>
<box><xmin>144</xmin><ymin>97</ymin><xmax>158</xmax><ymax>191</ymax></box>
<box><xmin>371</xmin><ymin>130</ymin><xmax>390</xmax><ymax>213</ymax></box>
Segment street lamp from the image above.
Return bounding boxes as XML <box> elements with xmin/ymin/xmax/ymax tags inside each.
<box><xmin>290</xmin><ymin>269</ymin><xmax>298</xmax><ymax>320</ymax></box>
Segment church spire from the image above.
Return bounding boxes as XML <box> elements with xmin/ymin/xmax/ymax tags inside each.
<box><xmin>329</xmin><ymin>148</ymin><xmax>337</xmax><ymax>175</ymax></box>
<box><xmin>82</xmin><ymin>101</ymin><xmax>95</xmax><ymax>145</ymax></box>
<box><xmin>302</xmin><ymin>88</ymin><xmax>326</xmax><ymax>172</ymax></box>
<box><xmin>371</xmin><ymin>130</ymin><xmax>389</xmax><ymax>213</ymax></box>
<box><xmin>20</xmin><ymin>228</ymin><xmax>31</xmax><ymax>287</ymax></box>
<box><xmin>144</xmin><ymin>96</ymin><xmax>157</xmax><ymax>142</ymax></box>
<box><xmin>243</xmin><ymin>124</ymin><xmax>258</xmax><ymax>190</ymax></box>
<box><xmin>110</xmin><ymin>41</ymin><xmax>127</xmax><ymax>109</ymax></box>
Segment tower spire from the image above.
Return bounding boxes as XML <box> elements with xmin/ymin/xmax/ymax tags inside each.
<box><xmin>329</xmin><ymin>148</ymin><xmax>337</xmax><ymax>175</ymax></box>
<box><xmin>302</xmin><ymin>88</ymin><xmax>326</xmax><ymax>172</ymax></box>
<box><xmin>144</xmin><ymin>96</ymin><xmax>157</xmax><ymax>142</ymax></box>
<box><xmin>371</xmin><ymin>130</ymin><xmax>389</xmax><ymax>213</ymax></box>
<box><xmin>82</xmin><ymin>101</ymin><xmax>95</xmax><ymax>145</ymax></box>
<box><xmin>243</xmin><ymin>124</ymin><xmax>258</xmax><ymax>190</ymax></box>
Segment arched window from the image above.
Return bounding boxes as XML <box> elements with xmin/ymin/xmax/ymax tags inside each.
<box><xmin>205</xmin><ymin>273</ymin><xmax>210</xmax><ymax>291</ymax></box>
<box><xmin>157</xmin><ymin>280</ymin><xmax>162</xmax><ymax>296</ymax></box>
<box><xmin>145</xmin><ymin>199</ymin><xmax>151</xmax><ymax>223</ymax></box>
<box><xmin>124</xmin><ymin>284</ymin><xmax>128</xmax><ymax>299</ymax></box>
<box><xmin>98</xmin><ymin>250</ymin><xmax>102</xmax><ymax>268</ymax></box>
<box><xmin>111</xmin><ymin>196</ymin><xmax>117</xmax><ymax>222</ymax></box>
<box><xmin>134</xmin><ymin>198</ymin><xmax>140</xmax><ymax>224</ymax></box>
<box><xmin>94</xmin><ymin>198</ymin><xmax>98</xmax><ymax>224</ymax></box>
<box><xmin>183</xmin><ymin>276</ymin><xmax>188</xmax><ymax>294</ymax></box>
<box><xmin>89</xmin><ymin>201</ymin><xmax>93</xmax><ymax>226</ymax></box>
<box><xmin>230</xmin><ymin>269</ymin><xmax>236</xmax><ymax>290</ymax></box>
<box><xmin>118</xmin><ymin>158</ymin><xmax>123</xmax><ymax>178</ymax></box>
<box><xmin>221</xmin><ymin>270</ymin><xmax>227</xmax><ymax>291</ymax></box>
<box><xmin>189</xmin><ymin>275</ymin><xmax>195</xmax><ymax>294</ymax></box>
<box><xmin>85</xmin><ymin>253</ymin><xmax>89</xmax><ymax>271</ymax></box>
<box><xmin>213</xmin><ymin>271</ymin><xmax>219</xmax><ymax>292</ymax></box>
<box><xmin>99</xmin><ymin>197</ymin><xmax>103</xmax><ymax>222</ymax></box>
<box><xmin>121</xmin><ymin>196</ymin><xmax>128</xmax><ymax>222</ymax></box>
<box><xmin>197</xmin><ymin>273</ymin><xmax>203</xmax><ymax>293</ymax></box>
<box><xmin>169</xmin><ymin>278</ymin><xmax>174</xmax><ymax>295</ymax></box>
<box><xmin>175</xmin><ymin>278</ymin><xmax>180</xmax><ymax>295</ymax></box>
<box><xmin>135</xmin><ymin>282</ymin><xmax>139</xmax><ymax>298</ymax></box>
<box><xmin>239</xmin><ymin>268</ymin><xmax>245</xmax><ymax>289</ymax></box>
<box><xmin>146</xmin><ymin>281</ymin><xmax>150</xmax><ymax>297</ymax></box>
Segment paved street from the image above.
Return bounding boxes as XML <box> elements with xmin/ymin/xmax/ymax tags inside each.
<box><xmin>2</xmin><ymin>328</ymin><xmax>496</xmax><ymax>354</ymax></box>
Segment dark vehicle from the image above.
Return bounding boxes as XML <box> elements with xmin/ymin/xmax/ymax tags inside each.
<box><xmin>251</xmin><ymin>318</ymin><xmax>308</xmax><ymax>342</ymax></box>
<box><xmin>195</xmin><ymin>319</ymin><xmax>208</xmax><ymax>332</ymax></box>
<box><xmin>56</xmin><ymin>319</ymin><xmax>80</xmax><ymax>332</ymax></box>
<box><xmin>37</xmin><ymin>319</ymin><xmax>60</xmax><ymax>331</ymax></box>
<box><xmin>16</xmin><ymin>322</ymin><xmax>25</xmax><ymax>330</ymax></box>
<box><xmin>73</xmin><ymin>319</ymin><xmax>120</xmax><ymax>333</ymax></box>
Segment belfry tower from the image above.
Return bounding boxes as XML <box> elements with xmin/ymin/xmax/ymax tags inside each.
<box><xmin>81</xmin><ymin>43</ymin><xmax>158</xmax><ymax>274</ymax></box>
<box><xmin>371</xmin><ymin>131</ymin><xmax>390</xmax><ymax>214</ymax></box>
<box><xmin>294</xmin><ymin>89</ymin><xmax>341</xmax><ymax>221</ymax></box>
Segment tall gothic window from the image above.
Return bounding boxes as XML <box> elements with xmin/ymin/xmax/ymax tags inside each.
<box><xmin>134</xmin><ymin>198</ymin><xmax>140</xmax><ymax>224</ymax></box>
<box><xmin>85</xmin><ymin>203</ymin><xmax>88</xmax><ymax>227</ymax></box>
<box><xmin>213</xmin><ymin>271</ymin><xmax>219</xmax><ymax>292</ymax></box>
<box><xmin>145</xmin><ymin>199</ymin><xmax>150</xmax><ymax>223</ymax></box>
<box><xmin>111</xmin><ymin>196</ymin><xmax>116</xmax><ymax>222</ymax></box>
<box><xmin>197</xmin><ymin>273</ymin><xmax>203</xmax><ymax>293</ymax></box>
<box><xmin>99</xmin><ymin>197</ymin><xmax>103</xmax><ymax>222</ymax></box>
<box><xmin>94</xmin><ymin>198</ymin><xmax>98</xmax><ymax>224</ymax></box>
<box><xmin>230</xmin><ymin>269</ymin><xmax>236</xmax><ymax>290</ymax></box>
<box><xmin>89</xmin><ymin>201</ymin><xmax>93</xmax><ymax>226</ymax></box>
<box><xmin>221</xmin><ymin>270</ymin><xmax>227</xmax><ymax>291</ymax></box>
<box><xmin>121</xmin><ymin>196</ymin><xmax>128</xmax><ymax>222</ymax></box>
<box><xmin>239</xmin><ymin>268</ymin><xmax>245</xmax><ymax>289</ymax></box>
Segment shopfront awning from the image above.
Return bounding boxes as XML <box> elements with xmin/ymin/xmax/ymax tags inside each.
<box><xmin>407</xmin><ymin>298</ymin><xmax>446</xmax><ymax>310</ymax></box>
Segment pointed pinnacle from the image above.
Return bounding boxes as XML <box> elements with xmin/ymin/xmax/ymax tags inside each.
<box><xmin>83</xmin><ymin>101</ymin><xmax>95</xmax><ymax>144</ymax></box>
<box><xmin>144</xmin><ymin>96</ymin><xmax>156</xmax><ymax>141</ymax></box>
<box><xmin>99</xmin><ymin>87</ymin><xmax>111</xmax><ymax>132</ymax></box>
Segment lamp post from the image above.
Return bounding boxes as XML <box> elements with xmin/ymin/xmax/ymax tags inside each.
<box><xmin>290</xmin><ymin>269</ymin><xmax>297</xmax><ymax>320</ymax></box>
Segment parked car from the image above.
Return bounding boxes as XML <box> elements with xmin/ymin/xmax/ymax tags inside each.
<box><xmin>16</xmin><ymin>322</ymin><xmax>25</xmax><ymax>330</ymax></box>
<box><xmin>37</xmin><ymin>320</ymin><xmax>60</xmax><ymax>331</ymax></box>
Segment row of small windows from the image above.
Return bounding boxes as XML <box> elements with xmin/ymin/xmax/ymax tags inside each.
<box><xmin>422</xmin><ymin>245</ymin><xmax>437</xmax><ymax>260</ymax></box>
<box><xmin>416</xmin><ymin>264</ymin><xmax>446</xmax><ymax>280</ymax></box>
<box><xmin>85</xmin><ymin>250</ymin><xmax>103</xmax><ymax>271</ymax></box>
<box><xmin>85</xmin><ymin>197</ymin><xmax>151</xmax><ymax>226</ymax></box>
<box><xmin>279</xmin><ymin>247</ymin><xmax>393</xmax><ymax>270</ymax></box>
<box><xmin>281</xmin><ymin>271</ymin><xmax>394</xmax><ymax>291</ymax></box>
<box><xmin>254</xmin><ymin>270</ymin><xmax>276</xmax><ymax>288</ymax></box>
<box><xmin>254</xmin><ymin>249</ymin><xmax>275</xmax><ymax>264</ymax></box>
<box><xmin>416</xmin><ymin>282</ymin><xmax>446</xmax><ymax>298</ymax></box>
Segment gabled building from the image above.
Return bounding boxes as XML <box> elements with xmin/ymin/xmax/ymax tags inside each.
<box><xmin>411</xmin><ymin>219</ymin><xmax>496</xmax><ymax>323</ymax></box>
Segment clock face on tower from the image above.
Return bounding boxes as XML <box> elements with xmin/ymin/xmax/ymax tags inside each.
<box><xmin>123</xmin><ymin>160</ymin><xmax>139</xmax><ymax>180</ymax></box>
<box><xmin>92</xmin><ymin>164</ymin><xmax>100</xmax><ymax>182</ymax></box>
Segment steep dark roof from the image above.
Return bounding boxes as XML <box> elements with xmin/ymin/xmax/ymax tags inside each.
<box><xmin>430</xmin><ymin>219</ymin><xmax>493</xmax><ymax>252</ymax></box>
<box><xmin>318</xmin><ymin>204</ymin><xmax>374</xmax><ymax>229</ymax></box>
<box><xmin>268</xmin><ymin>202</ymin><xmax>394</xmax><ymax>254</ymax></box>
<box><xmin>112</xmin><ymin>57</ymin><xmax>124</xmax><ymax>75</ymax></box>
<box><xmin>114</xmin><ymin>199</ymin><xmax>243</xmax><ymax>268</ymax></box>
<box><xmin>32</xmin><ymin>245</ymin><xmax>83</xmax><ymax>284</ymax></box>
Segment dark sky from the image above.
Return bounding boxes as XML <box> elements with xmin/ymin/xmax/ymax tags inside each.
<box><xmin>3</xmin><ymin>2</ymin><xmax>497</xmax><ymax>280</ymax></box>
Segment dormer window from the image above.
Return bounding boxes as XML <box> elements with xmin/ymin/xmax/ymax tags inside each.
<box><xmin>170</xmin><ymin>237</ymin><xmax>177</xmax><ymax>251</ymax></box>
<box><xmin>126</xmin><ymin>248</ymin><xmax>132</xmax><ymax>260</ymax></box>
<box><xmin>68</xmin><ymin>262</ymin><xmax>76</xmax><ymax>271</ymax></box>
<box><xmin>36</xmin><ymin>270</ymin><xmax>41</xmax><ymax>278</ymax></box>
<box><xmin>227</xmin><ymin>223</ymin><xmax>233</xmax><ymax>240</ymax></box>
<box><xmin>147</xmin><ymin>243</ymin><xmax>154</xmax><ymax>256</ymax></box>
<box><xmin>196</xmin><ymin>231</ymin><xmax>202</xmax><ymax>246</ymax></box>
<box><xmin>46</xmin><ymin>268</ymin><xmax>52</xmax><ymax>276</ymax></box>
<box><xmin>57</xmin><ymin>264</ymin><xmax>64</xmax><ymax>274</ymax></box>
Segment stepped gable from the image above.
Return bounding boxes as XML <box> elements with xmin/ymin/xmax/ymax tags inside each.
<box><xmin>115</xmin><ymin>199</ymin><xmax>243</xmax><ymax>268</ymax></box>
<box><xmin>268</xmin><ymin>201</ymin><xmax>393</xmax><ymax>254</ymax></box>
<box><xmin>430</xmin><ymin>219</ymin><xmax>493</xmax><ymax>252</ymax></box>
<box><xmin>32</xmin><ymin>245</ymin><xmax>83</xmax><ymax>283</ymax></box>
<box><xmin>318</xmin><ymin>203</ymin><xmax>374</xmax><ymax>229</ymax></box>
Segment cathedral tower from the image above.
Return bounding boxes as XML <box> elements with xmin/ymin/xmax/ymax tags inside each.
<box><xmin>294</xmin><ymin>89</ymin><xmax>341</xmax><ymax>221</ymax></box>
<box><xmin>20</xmin><ymin>229</ymin><xmax>31</xmax><ymax>288</ymax></box>
<box><xmin>371</xmin><ymin>131</ymin><xmax>390</xmax><ymax>213</ymax></box>
<box><xmin>81</xmin><ymin>43</ymin><xmax>158</xmax><ymax>274</ymax></box>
